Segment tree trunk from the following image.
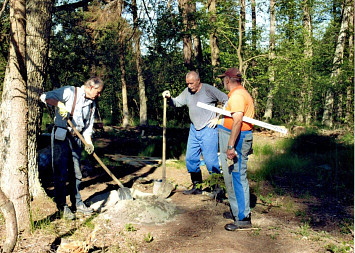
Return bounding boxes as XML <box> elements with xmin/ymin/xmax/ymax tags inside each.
<box><xmin>208</xmin><ymin>0</ymin><xmax>220</xmax><ymax>84</ymax></box>
<box><xmin>345</xmin><ymin>86</ymin><xmax>353</xmax><ymax>124</ymax></box>
<box><xmin>179</xmin><ymin>0</ymin><xmax>193</xmax><ymax>70</ymax></box>
<box><xmin>0</xmin><ymin>0</ymin><xmax>31</xmax><ymax>234</ymax></box>
<box><xmin>191</xmin><ymin>2</ymin><xmax>203</xmax><ymax>70</ymax></box>
<box><xmin>322</xmin><ymin>0</ymin><xmax>351</xmax><ymax>127</ymax></box>
<box><xmin>240</xmin><ymin>0</ymin><xmax>246</xmax><ymax>55</ymax></box>
<box><xmin>132</xmin><ymin>0</ymin><xmax>147</xmax><ymax>126</ymax></box>
<box><xmin>263</xmin><ymin>0</ymin><xmax>276</xmax><ymax>120</ymax></box>
<box><xmin>345</xmin><ymin>5</ymin><xmax>354</xmax><ymax>125</ymax></box>
<box><xmin>252</xmin><ymin>87</ymin><xmax>258</xmax><ymax>117</ymax></box>
<box><xmin>119</xmin><ymin>43</ymin><xmax>130</xmax><ymax>128</ymax></box>
<box><xmin>26</xmin><ymin>0</ymin><xmax>53</xmax><ymax>198</ymax></box>
<box><xmin>251</xmin><ymin>0</ymin><xmax>257</xmax><ymax>51</ymax></box>
<box><xmin>0</xmin><ymin>188</ymin><xmax>18</xmax><ymax>253</ymax></box>
<box><xmin>237</xmin><ymin>0</ymin><xmax>243</xmax><ymax>72</ymax></box>
<box><xmin>298</xmin><ymin>0</ymin><xmax>313</xmax><ymax>124</ymax></box>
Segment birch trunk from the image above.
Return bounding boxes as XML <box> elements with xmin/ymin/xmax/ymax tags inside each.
<box><xmin>322</xmin><ymin>0</ymin><xmax>352</xmax><ymax>127</ymax></box>
<box><xmin>0</xmin><ymin>0</ymin><xmax>31</xmax><ymax>234</ymax></box>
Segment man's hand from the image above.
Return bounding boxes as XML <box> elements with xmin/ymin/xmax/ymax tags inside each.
<box><xmin>57</xmin><ymin>101</ymin><xmax>68</xmax><ymax>119</ymax></box>
<box><xmin>84</xmin><ymin>137</ymin><xmax>94</xmax><ymax>154</ymax></box>
<box><xmin>227</xmin><ymin>148</ymin><xmax>236</xmax><ymax>160</ymax></box>
<box><xmin>208</xmin><ymin>117</ymin><xmax>219</xmax><ymax>128</ymax></box>
<box><xmin>85</xmin><ymin>143</ymin><xmax>94</xmax><ymax>155</ymax></box>
<box><xmin>162</xmin><ymin>90</ymin><xmax>171</xmax><ymax>98</ymax></box>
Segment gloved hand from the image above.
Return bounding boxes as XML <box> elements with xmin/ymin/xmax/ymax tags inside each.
<box><xmin>208</xmin><ymin>117</ymin><xmax>219</xmax><ymax>128</ymax></box>
<box><xmin>162</xmin><ymin>90</ymin><xmax>171</xmax><ymax>98</ymax></box>
<box><xmin>85</xmin><ymin>143</ymin><xmax>94</xmax><ymax>155</ymax></box>
<box><xmin>84</xmin><ymin>137</ymin><xmax>94</xmax><ymax>154</ymax></box>
<box><xmin>57</xmin><ymin>101</ymin><xmax>68</xmax><ymax>119</ymax></box>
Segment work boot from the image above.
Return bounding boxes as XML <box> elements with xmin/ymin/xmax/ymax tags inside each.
<box><xmin>183</xmin><ymin>171</ymin><xmax>203</xmax><ymax>195</ymax></box>
<box><xmin>62</xmin><ymin>205</ymin><xmax>75</xmax><ymax>220</ymax></box>
<box><xmin>212</xmin><ymin>184</ymin><xmax>226</xmax><ymax>202</ymax></box>
<box><xmin>224</xmin><ymin>214</ymin><xmax>252</xmax><ymax>231</ymax></box>
<box><xmin>75</xmin><ymin>202</ymin><xmax>94</xmax><ymax>215</ymax></box>
<box><xmin>183</xmin><ymin>183</ymin><xmax>203</xmax><ymax>195</ymax></box>
<box><xmin>223</xmin><ymin>211</ymin><xmax>235</xmax><ymax>220</ymax></box>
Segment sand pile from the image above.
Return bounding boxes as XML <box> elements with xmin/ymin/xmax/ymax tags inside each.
<box><xmin>89</xmin><ymin>190</ymin><xmax>181</xmax><ymax>225</ymax></box>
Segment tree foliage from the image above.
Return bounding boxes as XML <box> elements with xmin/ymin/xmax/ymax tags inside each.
<box><xmin>0</xmin><ymin>0</ymin><xmax>353</xmax><ymax>129</ymax></box>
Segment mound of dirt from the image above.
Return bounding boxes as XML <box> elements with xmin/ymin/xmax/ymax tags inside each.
<box><xmin>90</xmin><ymin>190</ymin><xmax>181</xmax><ymax>225</ymax></box>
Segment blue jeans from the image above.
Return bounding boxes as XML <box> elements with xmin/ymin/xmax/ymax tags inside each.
<box><xmin>51</xmin><ymin>129</ymin><xmax>84</xmax><ymax>209</ymax></box>
<box><xmin>185</xmin><ymin>124</ymin><xmax>220</xmax><ymax>174</ymax></box>
<box><xmin>218</xmin><ymin>128</ymin><xmax>253</xmax><ymax>220</ymax></box>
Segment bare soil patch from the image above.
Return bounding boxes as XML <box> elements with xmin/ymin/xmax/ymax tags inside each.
<box><xmin>0</xmin><ymin>128</ymin><xmax>353</xmax><ymax>253</ymax></box>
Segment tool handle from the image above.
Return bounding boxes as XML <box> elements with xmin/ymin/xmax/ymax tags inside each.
<box><xmin>162</xmin><ymin>97</ymin><xmax>167</xmax><ymax>180</ymax></box>
<box><xmin>67</xmin><ymin>119</ymin><xmax>125</xmax><ymax>188</ymax></box>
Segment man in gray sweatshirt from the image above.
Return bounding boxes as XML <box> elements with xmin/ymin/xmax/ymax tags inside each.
<box><xmin>162</xmin><ymin>71</ymin><xmax>228</xmax><ymax>194</ymax></box>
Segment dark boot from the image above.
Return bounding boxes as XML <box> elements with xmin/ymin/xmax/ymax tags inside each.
<box><xmin>225</xmin><ymin>214</ymin><xmax>252</xmax><ymax>231</ymax></box>
<box><xmin>212</xmin><ymin>184</ymin><xmax>226</xmax><ymax>202</ymax></box>
<box><xmin>183</xmin><ymin>171</ymin><xmax>203</xmax><ymax>195</ymax></box>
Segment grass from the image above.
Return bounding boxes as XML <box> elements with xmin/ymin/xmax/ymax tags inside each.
<box><xmin>124</xmin><ymin>223</ymin><xmax>137</xmax><ymax>232</ymax></box>
<box><xmin>249</xmin><ymin>130</ymin><xmax>354</xmax><ymax>200</ymax></box>
<box><xmin>248</xmin><ymin>129</ymin><xmax>354</xmax><ymax>252</ymax></box>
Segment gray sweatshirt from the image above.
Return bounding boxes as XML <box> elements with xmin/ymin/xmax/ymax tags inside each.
<box><xmin>170</xmin><ymin>83</ymin><xmax>228</xmax><ymax>130</ymax></box>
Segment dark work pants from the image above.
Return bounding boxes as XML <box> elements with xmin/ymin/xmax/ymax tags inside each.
<box><xmin>51</xmin><ymin>130</ymin><xmax>83</xmax><ymax>210</ymax></box>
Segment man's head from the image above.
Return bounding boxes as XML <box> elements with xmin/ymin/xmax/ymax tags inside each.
<box><xmin>218</xmin><ymin>68</ymin><xmax>242</xmax><ymax>90</ymax></box>
<box><xmin>186</xmin><ymin>71</ymin><xmax>202</xmax><ymax>93</ymax></box>
<box><xmin>84</xmin><ymin>77</ymin><xmax>104</xmax><ymax>100</ymax></box>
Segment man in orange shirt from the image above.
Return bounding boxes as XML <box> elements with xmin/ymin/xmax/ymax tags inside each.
<box><xmin>217</xmin><ymin>68</ymin><xmax>254</xmax><ymax>231</ymax></box>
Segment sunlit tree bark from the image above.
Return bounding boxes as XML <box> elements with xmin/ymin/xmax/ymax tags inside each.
<box><xmin>179</xmin><ymin>0</ymin><xmax>193</xmax><ymax>69</ymax></box>
<box><xmin>263</xmin><ymin>0</ymin><xmax>276</xmax><ymax>120</ymax></box>
<box><xmin>297</xmin><ymin>0</ymin><xmax>313</xmax><ymax>124</ymax></box>
<box><xmin>0</xmin><ymin>0</ymin><xmax>31</xmax><ymax>234</ymax></box>
<box><xmin>322</xmin><ymin>0</ymin><xmax>352</xmax><ymax>127</ymax></box>
<box><xmin>132</xmin><ymin>0</ymin><xmax>147</xmax><ymax>126</ymax></box>
<box><xmin>26</xmin><ymin>0</ymin><xmax>54</xmax><ymax>198</ymax></box>
<box><xmin>208</xmin><ymin>0</ymin><xmax>220</xmax><ymax>83</ymax></box>
<box><xmin>0</xmin><ymin>188</ymin><xmax>17</xmax><ymax>252</ymax></box>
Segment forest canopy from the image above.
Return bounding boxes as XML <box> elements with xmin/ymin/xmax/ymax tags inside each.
<box><xmin>0</xmin><ymin>0</ymin><xmax>353</xmax><ymax>129</ymax></box>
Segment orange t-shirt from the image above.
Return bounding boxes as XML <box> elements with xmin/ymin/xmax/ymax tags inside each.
<box><xmin>219</xmin><ymin>86</ymin><xmax>254</xmax><ymax>131</ymax></box>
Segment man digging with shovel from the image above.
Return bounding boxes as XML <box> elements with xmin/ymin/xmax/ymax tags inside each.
<box><xmin>40</xmin><ymin>77</ymin><xmax>104</xmax><ymax>220</ymax></box>
<box><xmin>162</xmin><ymin>71</ymin><xmax>228</xmax><ymax>196</ymax></box>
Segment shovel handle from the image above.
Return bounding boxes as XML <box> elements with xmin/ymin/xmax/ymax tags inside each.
<box><xmin>162</xmin><ymin>97</ymin><xmax>167</xmax><ymax>180</ymax></box>
<box><xmin>67</xmin><ymin>119</ymin><xmax>125</xmax><ymax>189</ymax></box>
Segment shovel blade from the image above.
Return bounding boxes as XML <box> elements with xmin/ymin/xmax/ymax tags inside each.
<box><xmin>153</xmin><ymin>180</ymin><xmax>174</xmax><ymax>199</ymax></box>
<box><xmin>117</xmin><ymin>187</ymin><xmax>133</xmax><ymax>200</ymax></box>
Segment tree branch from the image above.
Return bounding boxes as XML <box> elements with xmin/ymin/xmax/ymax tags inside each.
<box><xmin>0</xmin><ymin>0</ymin><xmax>9</xmax><ymax>19</ymax></box>
<box><xmin>54</xmin><ymin>0</ymin><xmax>89</xmax><ymax>12</ymax></box>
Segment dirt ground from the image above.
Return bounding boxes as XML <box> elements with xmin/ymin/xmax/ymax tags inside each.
<box><xmin>1</xmin><ymin>128</ymin><xmax>354</xmax><ymax>253</ymax></box>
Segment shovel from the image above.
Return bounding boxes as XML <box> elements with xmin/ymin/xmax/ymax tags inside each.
<box><xmin>67</xmin><ymin>118</ymin><xmax>132</xmax><ymax>200</ymax></box>
<box><xmin>153</xmin><ymin>97</ymin><xmax>174</xmax><ymax>198</ymax></box>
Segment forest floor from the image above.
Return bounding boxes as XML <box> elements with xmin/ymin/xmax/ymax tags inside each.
<box><xmin>1</xmin><ymin>126</ymin><xmax>354</xmax><ymax>253</ymax></box>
